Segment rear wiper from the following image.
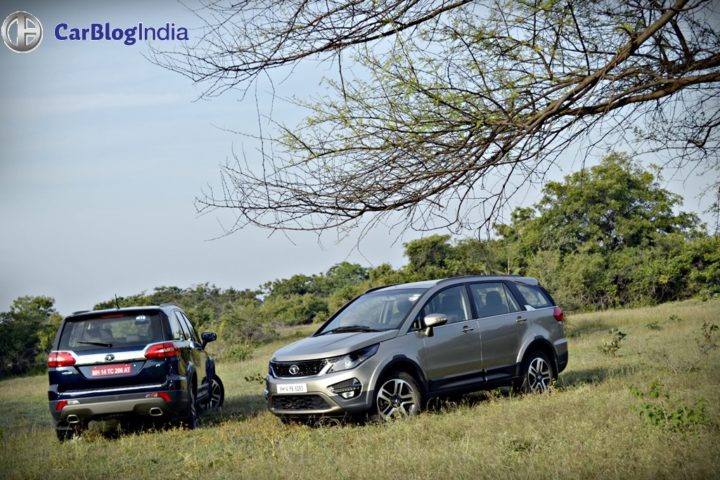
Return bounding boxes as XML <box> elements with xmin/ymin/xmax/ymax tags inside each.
<box><xmin>77</xmin><ymin>341</ymin><xmax>113</xmax><ymax>347</ymax></box>
<box><xmin>321</xmin><ymin>325</ymin><xmax>380</xmax><ymax>335</ymax></box>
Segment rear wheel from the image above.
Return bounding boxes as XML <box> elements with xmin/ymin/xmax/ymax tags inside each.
<box><xmin>179</xmin><ymin>382</ymin><xmax>198</xmax><ymax>429</ymax></box>
<box><xmin>55</xmin><ymin>421</ymin><xmax>84</xmax><ymax>441</ymax></box>
<box><xmin>517</xmin><ymin>351</ymin><xmax>554</xmax><ymax>393</ymax></box>
<box><xmin>373</xmin><ymin>371</ymin><xmax>421</xmax><ymax>421</ymax></box>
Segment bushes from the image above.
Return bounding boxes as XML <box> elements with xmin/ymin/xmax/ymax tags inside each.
<box><xmin>0</xmin><ymin>296</ymin><xmax>61</xmax><ymax>377</ymax></box>
<box><xmin>630</xmin><ymin>380</ymin><xmax>709</xmax><ymax>431</ymax></box>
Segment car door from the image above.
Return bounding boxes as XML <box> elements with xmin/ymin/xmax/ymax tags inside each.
<box><xmin>418</xmin><ymin>285</ymin><xmax>482</xmax><ymax>390</ymax></box>
<box><xmin>175</xmin><ymin>311</ymin><xmax>209</xmax><ymax>398</ymax></box>
<box><xmin>467</xmin><ymin>282</ymin><xmax>526</xmax><ymax>381</ymax></box>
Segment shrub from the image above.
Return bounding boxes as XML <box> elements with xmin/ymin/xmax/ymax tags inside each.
<box><xmin>599</xmin><ymin>328</ymin><xmax>627</xmax><ymax>356</ymax></box>
<box><xmin>697</xmin><ymin>321</ymin><xmax>719</xmax><ymax>355</ymax></box>
<box><xmin>630</xmin><ymin>380</ymin><xmax>709</xmax><ymax>431</ymax></box>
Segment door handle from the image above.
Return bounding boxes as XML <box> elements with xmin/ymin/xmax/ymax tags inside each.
<box><xmin>462</xmin><ymin>325</ymin><xmax>474</xmax><ymax>333</ymax></box>
<box><xmin>516</xmin><ymin>316</ymin><xmax>527</xmax><ymax>323</ymax></box>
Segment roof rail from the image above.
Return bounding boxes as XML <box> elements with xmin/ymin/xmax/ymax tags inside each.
<box><xmin>159</xmin><ymin>302</ymin><xmax>179</xmax><ymax>307</ymax></box>
<box><xmin>71</xmin><ymin>310</ymin><xmax>90</xmax><ymax>315</ymax></box>
<box><xmin>437</xmin><ymin>274</ymin><xmax>538</xmax><ymax>285</ymax></box>
<box><xmin>364</xmin><ymin>284</ymin><xmax>396</xmax><ymax>293</ymax></box>
<box><xmin>436</xmin><ymin>275</ymin><xmax>486</xmax><ymax>284</ymax></box>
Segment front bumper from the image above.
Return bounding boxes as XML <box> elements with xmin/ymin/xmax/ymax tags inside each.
<box><xmin>265</xmin><ymin>370</ymin><xmax>374</xmax><ymax>418</ymax></box>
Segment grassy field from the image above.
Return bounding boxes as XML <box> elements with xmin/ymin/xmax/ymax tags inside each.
<box><xmin>1</xmin><ymin>298</ymin><xmax>719</xmax><ymax>479</ymax></box>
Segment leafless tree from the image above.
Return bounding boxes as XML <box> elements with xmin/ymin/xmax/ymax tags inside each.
<box><xmin>153</xmin><ymin>0</ymin><xmax>720</xmax><ymax>236</ymax></box>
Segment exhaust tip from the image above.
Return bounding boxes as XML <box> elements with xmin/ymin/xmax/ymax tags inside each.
<box><xmin>66</xmin><ymin>414</ymin><xmax>80</xmax><ymax>424</ymax></box>
<box><xmin>148</xmin><ymin>407</ymin><xmax>164</xmax><ymax>417</ymax></box>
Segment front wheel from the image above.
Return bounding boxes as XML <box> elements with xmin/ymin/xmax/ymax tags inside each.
<box><xmin>373</xmin><ymin>372</ymin><xmax>422</xmax><ymax>421</ymax></box>
<box><xmin>203</xmin><ymin>375</ymin><xmax>225</xmax><ymax>411</ymax></box>
<box><xmin>517</xmin><ymin>351</ymin><xmax>554</xmax><ymax>393</ymax></box>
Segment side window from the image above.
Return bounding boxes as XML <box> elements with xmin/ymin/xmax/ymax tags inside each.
<box><xmin>173</xmin><ymin>312</ymin><xmax>189</xmax><ymax>340</ymax></box>
<box><xmin>469</xmin><ymin>283</ymin><xmax>520</xmax><ymax>318</ymax></box>
<box><xmin>418</xmin><ymin>286</ymin><xmax>471</xmax><ymax>324</ymax></box>
<box><xmin>515</xmin><ymin>284</ymin><xmax>553</xmax><ymax>309</ymax></box>
<box><xmin>179</xmin><ymin>312</ymin><xmax>201</xmax><ymax>344</ymax></box>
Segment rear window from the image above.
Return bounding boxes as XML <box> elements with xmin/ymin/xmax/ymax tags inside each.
<box><xmin>58</xmin><ymin>312</ymin><xmax>166</xmax><ymax>351</ymax></box>
<box><xmin>515</xmin><ymin>284</ymin><xmax>553</xmax><ymax>309</ymax></box>
<box><xmin>468</xmin><ymin>282</ymin><xmax>521</xmax><ymax>317</ymax></box>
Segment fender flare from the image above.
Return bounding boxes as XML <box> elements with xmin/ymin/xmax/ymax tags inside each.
<box><xmin>375</xmin><ymin>355</ymin><xmax>428</xmax><ymax>395</ymax></box>
<box><xmin>516</xmin><ymin>336</ymin><xmax>559</xmax><ymax>376</ymax></box>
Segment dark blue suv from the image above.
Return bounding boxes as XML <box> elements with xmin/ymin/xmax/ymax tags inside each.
<box><xmin>47</xmin><ymin>305</ymin><xmax>223</xmax><ymax>440</ymax></box>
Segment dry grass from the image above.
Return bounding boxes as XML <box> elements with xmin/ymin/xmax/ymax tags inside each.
<box><xmin>1</xmin><ymin>298</ymin><xmax>719</xmax><ymax>479</ymax></box>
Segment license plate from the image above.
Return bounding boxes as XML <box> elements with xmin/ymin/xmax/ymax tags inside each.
<box><xmin>277</xmin><ymin>383</ymin><xmax>307</xmax><ymax>394</ymax></box>
<box><xmin>90</xmin><ymin>363</ymin><xmax>132</xmax><ymax>377</ymax></box>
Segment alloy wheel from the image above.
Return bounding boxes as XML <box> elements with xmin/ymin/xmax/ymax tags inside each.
<box><xmin>376</xmin><ymin>378</ymin><xmax>418</xmax><ymax>419</ymax></box>
<box><xmin>527</xmin><ymin>356</ymin><xmax>552</xmax><ymax>392</ymax></box>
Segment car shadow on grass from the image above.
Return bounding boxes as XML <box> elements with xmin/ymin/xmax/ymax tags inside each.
<box><xmin>557</xmin><ymin>365</ymin><xmax>639</xmax><ymax>389</ymax></box>
<box><xmin>78</xmin><ymin>394</ymin><xmax>268</xmax><ymax>440</ymax></box>
<box><xmin>200</xmin><ymin>393</ymin><xmax>267</xmax><ymax>426</ymax></box>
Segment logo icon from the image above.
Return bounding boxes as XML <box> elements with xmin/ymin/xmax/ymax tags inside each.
<box><xmin>105</xmin><ymin>354</ymin><xmax>115</xmax><ymax>362</ymax></box>
<box><xmin>288</xmin><ymin>365</ymin><xmax>300</xmax><ymax>375</ymax></box>
<box><xmin>1</xmin><ymin>11</ymin><xmax>43</xmax><ymax>53</ymax></box>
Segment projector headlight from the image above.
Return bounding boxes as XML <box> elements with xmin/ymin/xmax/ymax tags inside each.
<box><xmin>327</xmin><ymin>344</ymin><xmax>379</xmax><ymax>373</ymax></box>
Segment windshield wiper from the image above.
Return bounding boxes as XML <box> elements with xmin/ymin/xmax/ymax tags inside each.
<box><xmin>321</xmin><ymin>325</ymin><xmax>381</xmax><ymax>335</ymax></box>
<box><xmin>77</xmin><ymin>341</ymin><xmax>113</xmax><ymax>348</ymax></box>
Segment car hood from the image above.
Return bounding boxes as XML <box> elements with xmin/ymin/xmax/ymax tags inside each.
<box><xmin>272</xmin><ymin>330</ymin><xmax>397</xmax><ymax>361</ymax></box>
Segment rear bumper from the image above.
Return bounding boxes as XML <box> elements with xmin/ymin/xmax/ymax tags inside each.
<box><xmin>555</xmin><ymin>339</ymin><xmax>569</xmax><ymax>373</ymax></box>
<box><xmin>49</xmin><ymin>389</ymin><xmax>187</xmax><ymax>424</ymax></box>
<box><xmin>557</xmin><ymin>350</ymin><xmax>569</xmax><ymax>373</ymax></box>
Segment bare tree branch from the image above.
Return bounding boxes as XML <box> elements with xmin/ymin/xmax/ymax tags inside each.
<box><xmin>155</xmin><ymin>0</ymin><xmax>720</xmax><ymax>236</ymax></box>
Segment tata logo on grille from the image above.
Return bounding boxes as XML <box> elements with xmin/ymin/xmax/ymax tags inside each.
<box><xmin>1</xmin><ymin>11</ymin><xmax>43</xmax><ymax>53</ymax></box>
<box><xmin>105</xmin><ymin>354</ymin><xmax>115</xmax><ymax>362</ymax></box>
<box><xmin>288</xmin><ymin>365</ymin><xmax>300</xmax><ymax>375</ymax></box>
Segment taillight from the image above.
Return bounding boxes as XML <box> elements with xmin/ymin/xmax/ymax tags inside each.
<box><xmin>145</xmin><ymin>342</ymin><xmax>180</xmax><ymax>359</ymax></box>
<box><xmin>146</xmin><ymin>392</ymin><xmax>171</xmax><ymax>402</ymax></box>
<box><xmin>56</xmin><ymin>400</ymin><xmax>68</xmax><ymax>411</ymax></box>
<box><xmin>48</xmin><ymin>351</ymin><xmax>76</xmax><ymax>367</ymax></box>
<box><xmin>553</xmin><ymin>306</ymin><xmax>564</xmax><ymax>322</ymax></box>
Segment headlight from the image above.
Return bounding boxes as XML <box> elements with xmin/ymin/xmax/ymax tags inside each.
<box><xmin>327</xmin><ymin>344</ymin><xmax>379</xmax><ymax>373</ymax></box>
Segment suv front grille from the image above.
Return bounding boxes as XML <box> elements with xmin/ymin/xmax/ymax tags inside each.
<box><xmin>272</xmin><ymin>395</ymin><xmax>329</xmax><ymax>411</ymax></box>
<box><xmin>271</xmin><ymin>359</ymin><xmax>327</xmax><ymax>377</ymax></box>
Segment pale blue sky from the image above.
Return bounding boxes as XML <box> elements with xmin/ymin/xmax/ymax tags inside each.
<box><xmin>1</xmin><ymin>1</ymin><xmax>716</xmax><ymax>314</ymax></box>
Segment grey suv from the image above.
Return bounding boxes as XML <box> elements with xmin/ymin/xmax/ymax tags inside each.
<box><xmin>265</xmin><ymin>276</ymin><xmax>568</xmax><ymax>422</ymax></box>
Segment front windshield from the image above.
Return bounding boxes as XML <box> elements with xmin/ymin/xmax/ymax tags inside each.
<box><xmin>318</xmin><ymin>288</ymin><xmax>425</xmax><ymax>334</ymax></box>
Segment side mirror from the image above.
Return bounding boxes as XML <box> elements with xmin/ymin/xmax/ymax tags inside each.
<box><xmin>422</xmin><ymin>313</ymin><xmax>448</xmax><ymax>337</ymax></box>
<box><xmin>201</xmin><ymin>331</ymin><xmax>217</xmax><ymax>347</ymax></box>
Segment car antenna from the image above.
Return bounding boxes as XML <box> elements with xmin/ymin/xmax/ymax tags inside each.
<box><xmin>114</xmin><ymin>294</ymin><xmax>120</xmax><ymax>310</ymax></box>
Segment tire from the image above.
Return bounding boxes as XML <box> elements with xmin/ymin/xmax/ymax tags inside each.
<box><xmin>517</xmin><ymin>350</ymin><xmax>554</xmax><ymax>394</ymax></box>
<box><xmin>179</xmin><ymin>382</ymin><xmax>198</xmax><ymax>429</ymax></box>
<box><xmin>203</xmin><ymin>375</ymin><xmax>225</xmax><ymax>411</ymax></box>
<box><xmin>373</xmin><ymin>371</ymin><xmax>422</xmax><ymax>421</ymax></box>
<box><xmin>55</xmin><ymin>422</ymin><xmax>83</xmax><ymax>441</ymax></box>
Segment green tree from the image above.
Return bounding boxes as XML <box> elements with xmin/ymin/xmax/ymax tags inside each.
<box><xmin>0</xmin><ymin>296</ymin><xmax>59</xmax><ymax>377</ymax></box>
<box><xmin>403</xmin><ymin>234</ymin><xmax>453</xmax><ymax>276</ymax></box>
<box><xmin>502</xmin><ymin>153</ymin><xmax>710</xmax><ymax>309</ymax></box>
<box><xmin>500</xmin><ymin>153</ymin><xmax>701</xmax><ymax>257</ymax></box>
